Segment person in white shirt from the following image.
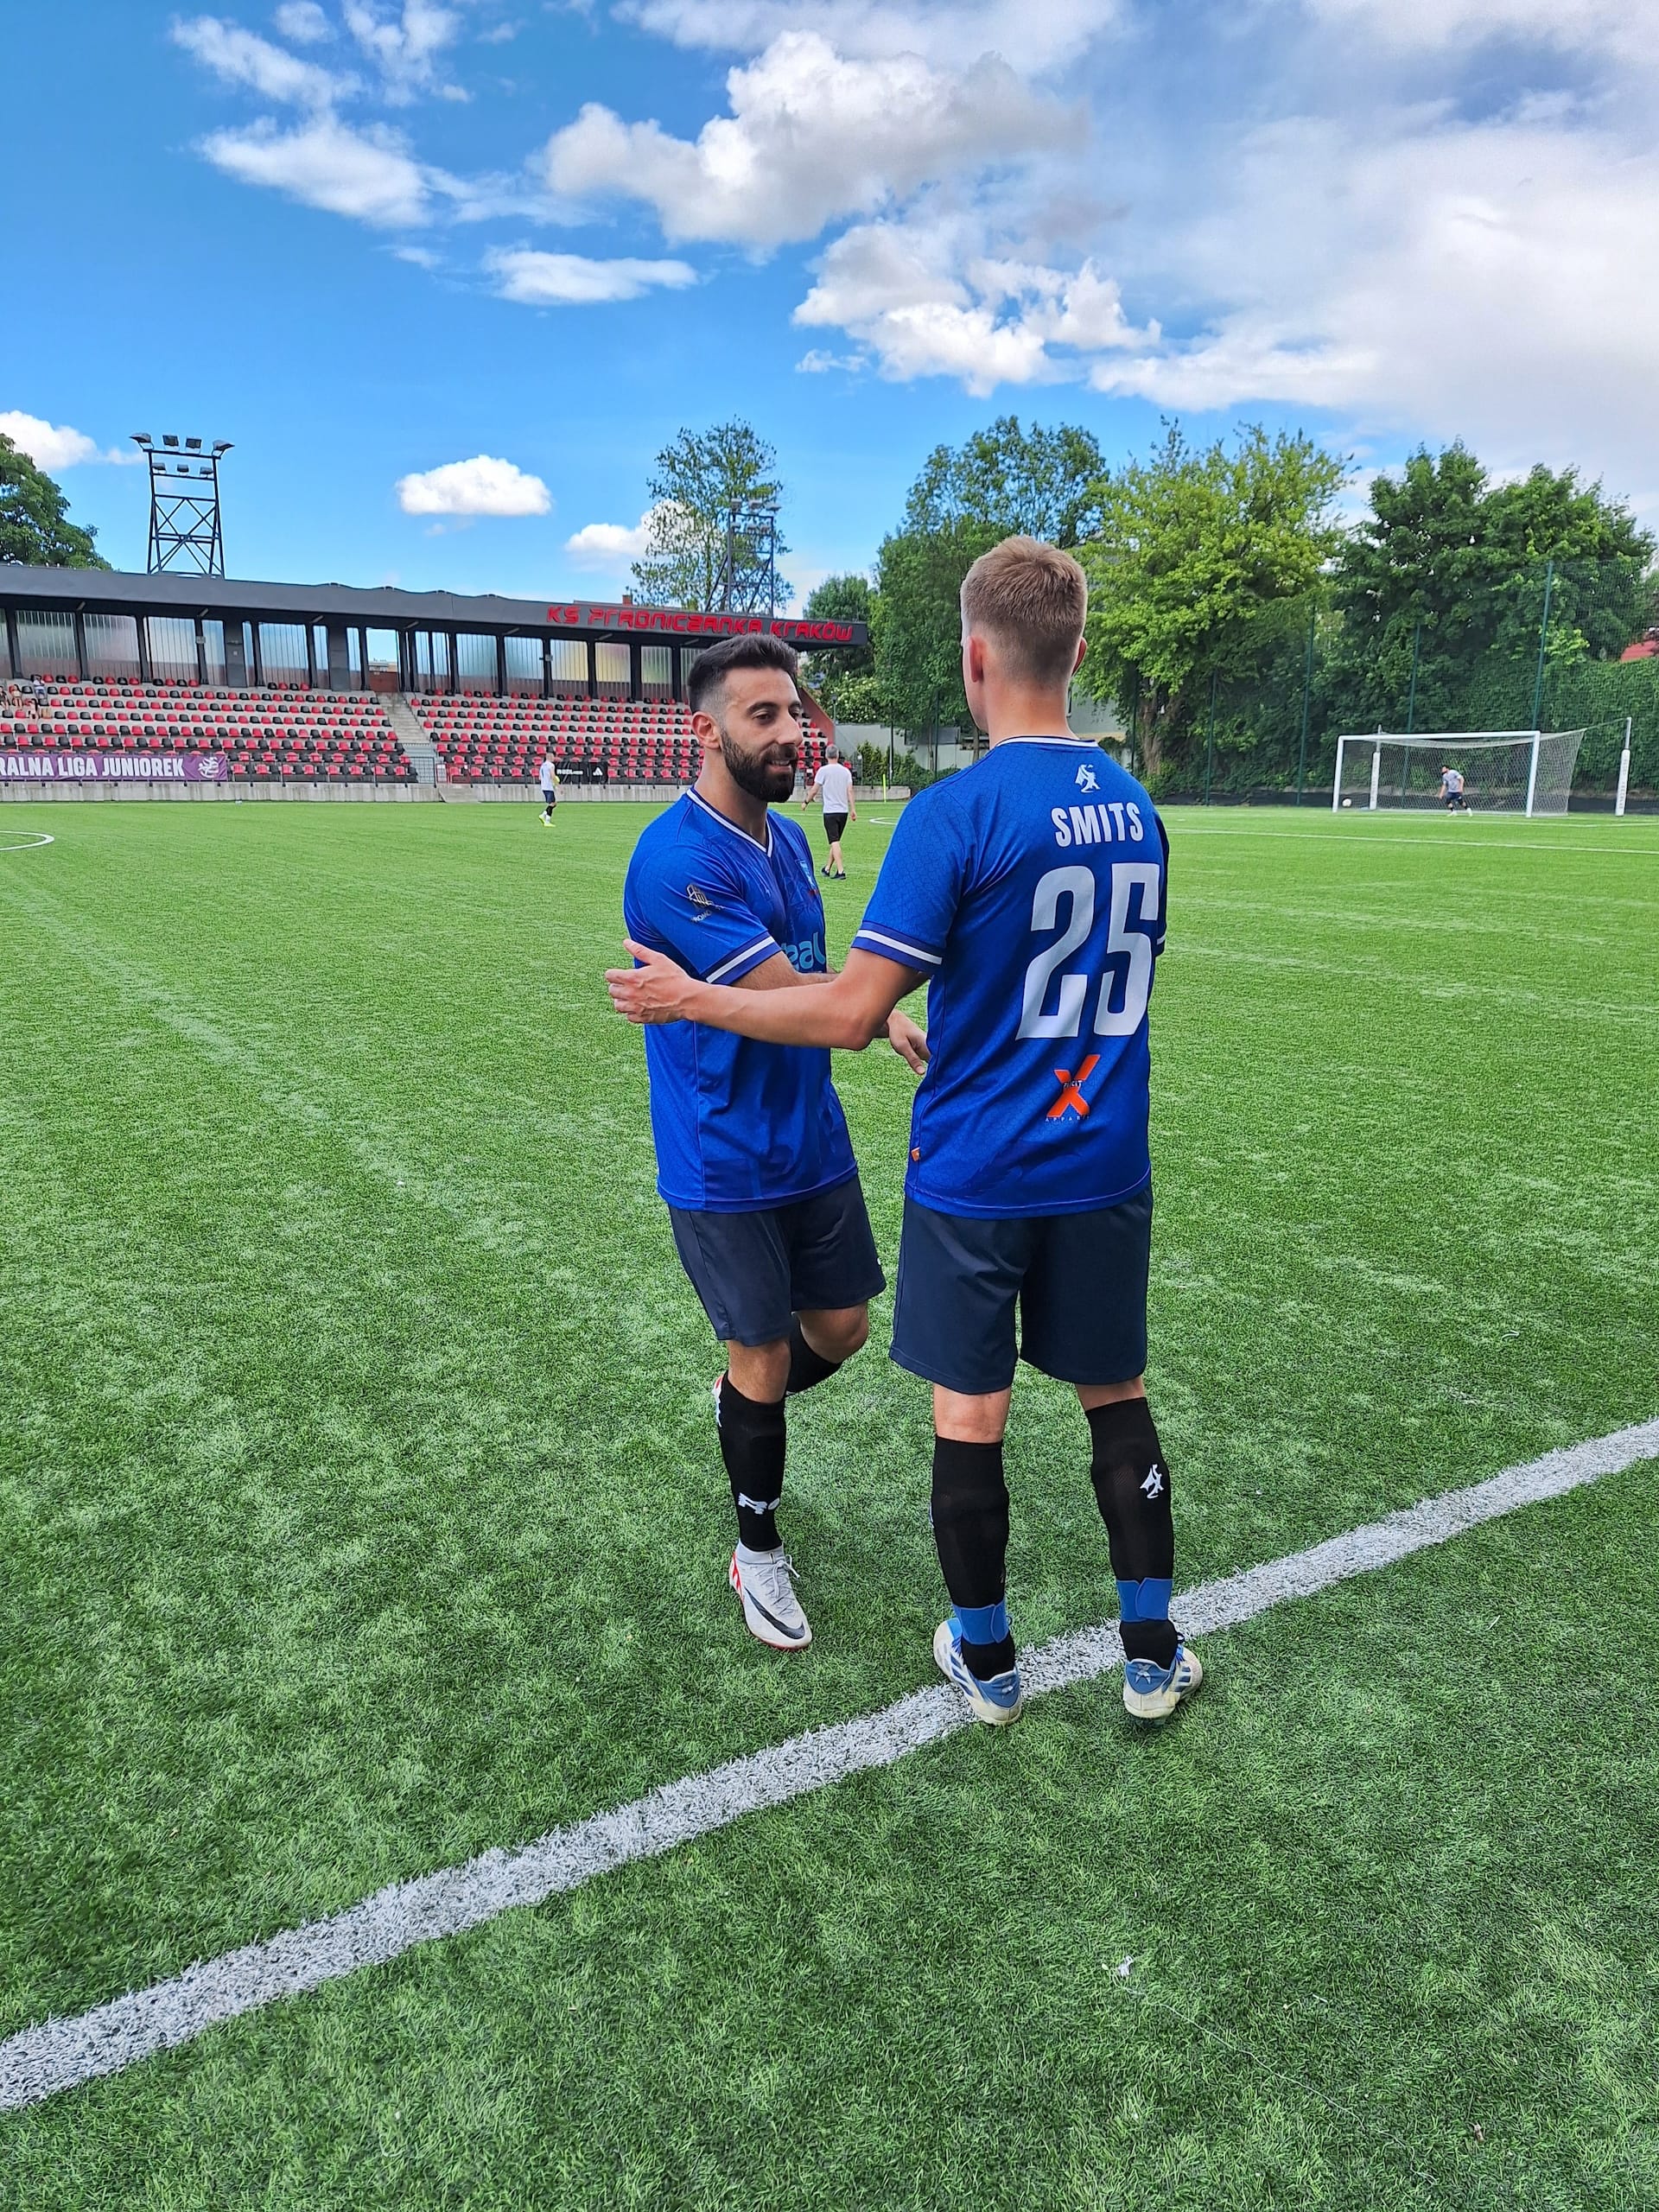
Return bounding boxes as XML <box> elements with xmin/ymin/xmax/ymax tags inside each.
<box><xmin>802</xmin><ymin>744</ymin><xmax>856</xmax><ymax>880</ymax></box>
<box><xmin>538</xmin><ymin>752</ymin><xmax>559</xmax><ymax>823</ymax></box>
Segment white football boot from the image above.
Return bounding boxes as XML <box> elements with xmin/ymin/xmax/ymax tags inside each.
<box><xmin>1122</xmin><ymin>1642</ymin><xmax>1204</xmax><ymax>1721</ymax></box>
<box><xmin>933</xmin><ymin>1617</ymin><xmax>1025</xmax><ymax>1726</ymax></box>
<box><xmin>729</xmin><ymin>1547</ymin><xmax>812</xmax><ymax>1650</ymax></box>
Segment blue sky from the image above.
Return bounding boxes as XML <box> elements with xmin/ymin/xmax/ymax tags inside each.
<box><xmin>8</xmin><ymin>0</ymin><xmax>1656</xmax><ymax>603</ymax></box>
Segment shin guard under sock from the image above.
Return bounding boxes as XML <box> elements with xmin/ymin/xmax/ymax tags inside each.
<box><xmin>715</xmin><ymin>1375</ymin><xmax>787</xmax><ymax>1553</ymax></box>
<box><xmin>931</xmin><ymin>1436</ymin><xmax>1014</xmax><ymax>1679</ymax></box>
<box><xmin>1087</xmin><ymin>1397</ymin><xmax>1178</xmax><ymax>1669</ymax></box>
<box><xmin>785</xmin><ymin>1317</ymin><xmax>842</xmax><ymax>1397</ymax></box>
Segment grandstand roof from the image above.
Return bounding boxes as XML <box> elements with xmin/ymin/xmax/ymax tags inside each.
<box><xmin>0</xmin><ymin>566</ymin><xmax>868</xmax><ymax>649</ymax></box>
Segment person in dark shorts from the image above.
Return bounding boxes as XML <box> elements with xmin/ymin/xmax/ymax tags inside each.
<box><xmin>803</xmin><ymin>746</ymin><xmax>856</xmax><ymax>879</ymax></box>
<box><xmin>612</xmin><ymin>538</ymin><xmax>1200</xmax><ymax>1727</ymax></box>
<box><xmin>620</xmin><ymin>632</ymin><xmax>928</xmax><ymax>1651</ymax></box>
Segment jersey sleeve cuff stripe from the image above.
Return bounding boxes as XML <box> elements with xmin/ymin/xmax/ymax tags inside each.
<box><xmin>705</xmin><ymin>937</ymin><xmax>778</xmax><ymax>984</ymax></box>
<box><xmin>852</xmin><ymin>926</ymin><xmax>943</xmax><ymax>969</ymax></box>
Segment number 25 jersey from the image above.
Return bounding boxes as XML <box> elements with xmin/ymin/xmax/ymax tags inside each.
<box><xmin>851</xmin><ymin>738</ymin><xmax>1168</xmax><ymax>1219</ymax></box>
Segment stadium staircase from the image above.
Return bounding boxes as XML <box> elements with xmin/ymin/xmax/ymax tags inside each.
<box><xmin>0</xmin><ymin>681</ymin><xmax>416</xmax><ymax>784</ymax></box>
<box><xmin>383</xmin><ymin>694</ymin><xmax>442</xmax><ymax>785</ymax></box>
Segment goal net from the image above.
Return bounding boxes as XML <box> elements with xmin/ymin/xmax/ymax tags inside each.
<box><xmin>1333</xmin><ymin>730</ymin><xmax>1585</xmax><ymax>816</ymax></box>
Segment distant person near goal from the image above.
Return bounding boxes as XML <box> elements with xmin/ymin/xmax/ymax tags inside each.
<box><xmin>1439</xmin><ymin>764</ymin><xmax>1468</xmax><ymax>811</ymax></box>
<box><xmin>539</xmin><ymin>751</ymin><xmax>560</xmax><ymax>823</ymax></box>
<box><xmin>803</xmin><ymin>744</ymin><xmax>855</xmax><ymax>880</ymax></box>
<box><xmin>611</xmin><ymin>537</ymin><xmax>1201</xmax><ymax>1729</ymax></box>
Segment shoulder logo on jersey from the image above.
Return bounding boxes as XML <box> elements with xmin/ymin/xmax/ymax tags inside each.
<box><xmin>1075</xmin><ymin>761</ymin><xmax>1100</xmax><ymax>792</ymax></box>
<box><xmin>1047</xmin><ymin>1055</ymin><xmax>1100</xmax><ymax>1119</ymax></box>
<box><xmin>686</xmin><ymin>882</ymin><xmax>716</xmax><ymax>920</ymax></box>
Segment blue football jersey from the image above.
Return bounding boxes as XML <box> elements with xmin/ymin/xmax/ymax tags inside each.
<box><xmin>851</xmin><ymin>739</ymin><xmax>1168</xmax><ymax>1218</ymax></box>
<box><xmin>623</xmin><ymin>791</ymin><xmax>857</xmax><ymax>1212</ymax></box>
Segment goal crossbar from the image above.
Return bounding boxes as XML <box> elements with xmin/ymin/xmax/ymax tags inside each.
<box><xmin>1332</xmin><ymin>728</ymin><xmax>1585</xmax><ymax>817</ymax></box>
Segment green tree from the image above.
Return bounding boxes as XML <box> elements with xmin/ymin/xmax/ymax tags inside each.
<box><xmin>630</xmin><ymin>421</ymin><xmax>789</xmax><ymax>612</ymax></box>
<box><xmin>0</xmin><ymin>435</ymin><xmax>107</xmax><ymax>569</ymax></box>
<box><xmin>800</xmin><ymin>573</ymin><xmax>880</xmax><ymax>719</ymax></box>
<box><xmin>904</xmin><ymin>416</ymin><xmax>1106</xmax><ymax>545</ymax></box>
<box><xmin>1327</xmin><ymin>446</ymin><xmax>1653</xmax><ymax>734</ymax></box>
<box><xmin>874</xmin><ymin>416</ymin><xmax>1108</xmax><ymax>739</ymax></box>
<box><xmin>1077</xmin><ymin>422</ymin><xmax>1348</xmax><ymax>778</ymax></box>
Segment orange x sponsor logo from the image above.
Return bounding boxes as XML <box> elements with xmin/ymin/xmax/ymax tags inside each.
<box><xmin>1047</xmin><ymin>1054</ymin><xmax>1100</xmax><ymax>1119</ymax></box>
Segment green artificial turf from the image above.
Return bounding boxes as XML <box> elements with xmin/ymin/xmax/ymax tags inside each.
<box><xmin>1</xmin><ymin>798</ymin><xmax>1656</xmax><ymax>2206</ymax></box>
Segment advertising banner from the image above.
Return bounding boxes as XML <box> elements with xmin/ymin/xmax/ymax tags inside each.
<box><xmin>0</xmin><ymin>750</ymin><xmax>230</xmax><ymax>784</ymax></box>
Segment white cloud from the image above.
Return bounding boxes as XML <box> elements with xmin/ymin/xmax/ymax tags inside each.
<box><xmin>273</xmin><ymin>0</ymin><xmax>333</xmax><ymax>40</ymax></box>
<box><xmin>392</xmin><ymin>241</ymin><xmax>440</xmax><ymax>265</ymax></box>
<box><xmin>1304</xmin><ymin>0</ymin><xmax>1646</xmax><ymax>61</ymax></box>
<box><xmin>564</xmin><ymin>512</ymin><xmax>657</xmax><ymax>563</ymax></box>
<box><xmin>0</xmin><ymin>412</ymin><xmax>139</xmax><ymax>469</ymax></box>
<box><xmin>620</xmin><ymin>0</ymin><xmax>1122</xmax><ymax>72</ymax></box>
<box><xmin>200</xmin><ymin>114</ymin><xmax>432</xmax><ymax>224</ymax></box>
<box><xmin>543</xmin><ymin>30</ymin><xmax>1069</xmax><ymax>249</ymax></box>
<box><xmin>486</xmin><ymin>247</ymin><xmax>697</xmax><ymax>302</ymax></box>
<box><xmin>796</xmin><ymin>347</ymin><xmax>864</xmax><ymax>372</ymax></box>
<box><xmin>342</xmin><ymin>0</ymin><xmax>461</xmax><ymax>98</ymax></box>
<box><xmin>1086</xmin><ymin>115</ymin><xmax>1659</xmax><ymax>497</ymax></box>
<box><xmin>172</xmin><ymin>14</ymin><xmax>345</xmax><ymax>103</ymax></box>
<box><xmin>795</xmin><ymin>224</ymin><xmax>1150</xmax><ymax>393</ymax></box>
<box><xmin>397</xmin><ymin>454</ymin><xmax>551</xmax><ymax>515</ymax></box>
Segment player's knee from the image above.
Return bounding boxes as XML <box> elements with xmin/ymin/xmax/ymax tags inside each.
<box><xmin>805</xmin><ymin>1306</ymin><xmax>868</xmax><ymax>1363</ymax></box>
<box><xmin>727</xmin><ymin>1338</ymin><xmax>791</xmax><ymax>1402</ymax></box>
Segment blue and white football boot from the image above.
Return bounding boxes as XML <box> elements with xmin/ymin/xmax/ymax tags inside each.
<box><xmin>1122</xmin><ymin>1642</ymin><xmax>1203</xmax><ymax>1721</ymax></box>
<box><xmin>933</xmin><ymin>1616</ymin><xmax>1025</xmax><ymax>1726</ymax></box>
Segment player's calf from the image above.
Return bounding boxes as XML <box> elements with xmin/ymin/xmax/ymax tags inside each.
<box><xmin>1086</xmin><ymin>1395</ymin><xmax>1201</xmax><ymax>1718</ymax></box>
<box><xmin>930</xmin><ymin>1435</ymin><xmax>1016</xmax><ymax>1683</ymax></box>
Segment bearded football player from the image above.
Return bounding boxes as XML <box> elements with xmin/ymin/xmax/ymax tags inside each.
<box><xmin>620</xmin><ymin>632</ymin><xmax>927</xmax><ymax>1650</ymax></box>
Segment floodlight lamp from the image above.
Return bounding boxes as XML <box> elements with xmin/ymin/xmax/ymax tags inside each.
<box><xmin>185</xmin><ymin>437</ymin><xmax>202</xmax><ymax>450</ymax></box>
<box><xmin>162</xmin><ymin>435</ymin><xmax>179</xmax><ymax>448</ymax></box>
<box><xmin>132</xmin><ymin>433</ymin><xmax>152</xmax><ymax>446</ymax></box>
<box><xmin>213</xmin><ymin>442</ymin><xmax>233</xmax><ymax>455</ymax></box>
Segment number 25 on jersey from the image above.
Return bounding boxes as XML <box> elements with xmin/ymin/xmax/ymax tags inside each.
<box><xmin>1016</xmin><ymin>862</ymin><xmax>1160</xmax><ymax>1040</ymax></box>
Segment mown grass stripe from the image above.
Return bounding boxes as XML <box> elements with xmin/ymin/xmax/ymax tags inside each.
<box><xmin>3</xmin><ymin>1415</ymin><xmax>1656</xmax><ymax>2114</ymax></box>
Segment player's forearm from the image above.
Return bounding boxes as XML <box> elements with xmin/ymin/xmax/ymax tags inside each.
<box><xmin>687</xmin><ymin>973</ymin><xmax>880</xmax><ymax>1049</ymax></box>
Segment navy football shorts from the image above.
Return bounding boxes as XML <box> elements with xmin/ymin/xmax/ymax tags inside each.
<box><xmin>891</xmin><ymin>1186</ymin><xmax>1152</xmax><ymax>1395</ymax></box>
<box><xmin>669</xmin><ymin>1174</ymin><xmax>887</xmax><ymax>1347</ymax></box>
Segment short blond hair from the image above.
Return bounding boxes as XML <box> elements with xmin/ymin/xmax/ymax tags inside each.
<box><xmin>960</xmin><ymin>536</ymin><xmax>1087</xmax><ymax>689</ymax></box>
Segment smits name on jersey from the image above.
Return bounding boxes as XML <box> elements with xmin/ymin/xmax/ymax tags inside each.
<box><xmin>1051</xmin><ymin>800</ymin><xmax>1147</xmax><ymax>849</ymax></box>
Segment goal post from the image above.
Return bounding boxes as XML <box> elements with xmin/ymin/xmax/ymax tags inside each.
<box><xmin>1332</xmin><ymin>729</ymin><xmax>1586</xmax><ymax>817</ymax></box>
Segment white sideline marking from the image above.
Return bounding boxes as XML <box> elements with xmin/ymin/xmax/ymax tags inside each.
<box><xmin>3</xmin><ymin>1415</ymin><xmax>1656</xmax><ymax>2114</ymax></box>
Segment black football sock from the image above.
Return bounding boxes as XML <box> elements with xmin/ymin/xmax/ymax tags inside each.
<box><xmin>931</xmin><ymin>1436</ymin><xmax>1014</xmax><ymax>1679</ymax></box>
<box><xmin>1087</xmin><ymin>1398</ymin><xmax>1178</xmax><ymax>1669</ymax></box>
<box><xmin>715</xmin><ymin>1374</ymin><xmax>787</xmax><ymax>1552</ymax></box>
<box><xmin>785</xmin><ymin>1317</ymin><xmax>843</xmax><ymax>1396</ymax></box>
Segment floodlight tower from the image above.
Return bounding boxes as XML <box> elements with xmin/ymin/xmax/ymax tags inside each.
<box><xmin>131</xmin><ymin>433</ymin><xmax>233</xmax><ymax>575</ymax></box>
<box><xmin>718</xmin><ymin>500</ymin><xmax>779</xmax><ymax>618</ymax></box>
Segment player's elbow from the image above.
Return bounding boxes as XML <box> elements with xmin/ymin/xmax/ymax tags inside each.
<box><xmin>829</xmin><ymin>1006</ymin><xmax>875</xmax><ymax>1050</ymax></box>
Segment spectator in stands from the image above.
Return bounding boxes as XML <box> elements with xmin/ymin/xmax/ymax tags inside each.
<box><xmin>30</xmin><ymin>676</ymin><xmax>49</xmax><ymax>713</ymax></box>
<box><xmin>539</xmin><ymin>749</ymin><xmax>560</xmax><ymax>823</ymax></box>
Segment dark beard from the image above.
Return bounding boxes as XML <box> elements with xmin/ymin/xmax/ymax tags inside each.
<box><xmin>719</xmin><ymin>728</ymin><xmax>798</xmax><ymax>803</ymax></box>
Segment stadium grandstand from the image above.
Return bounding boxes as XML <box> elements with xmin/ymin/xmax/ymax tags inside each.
<box><xmin>0</xmin><ymin>569</ymin><xmax>864</xmax><ymax>794</ymax></box>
